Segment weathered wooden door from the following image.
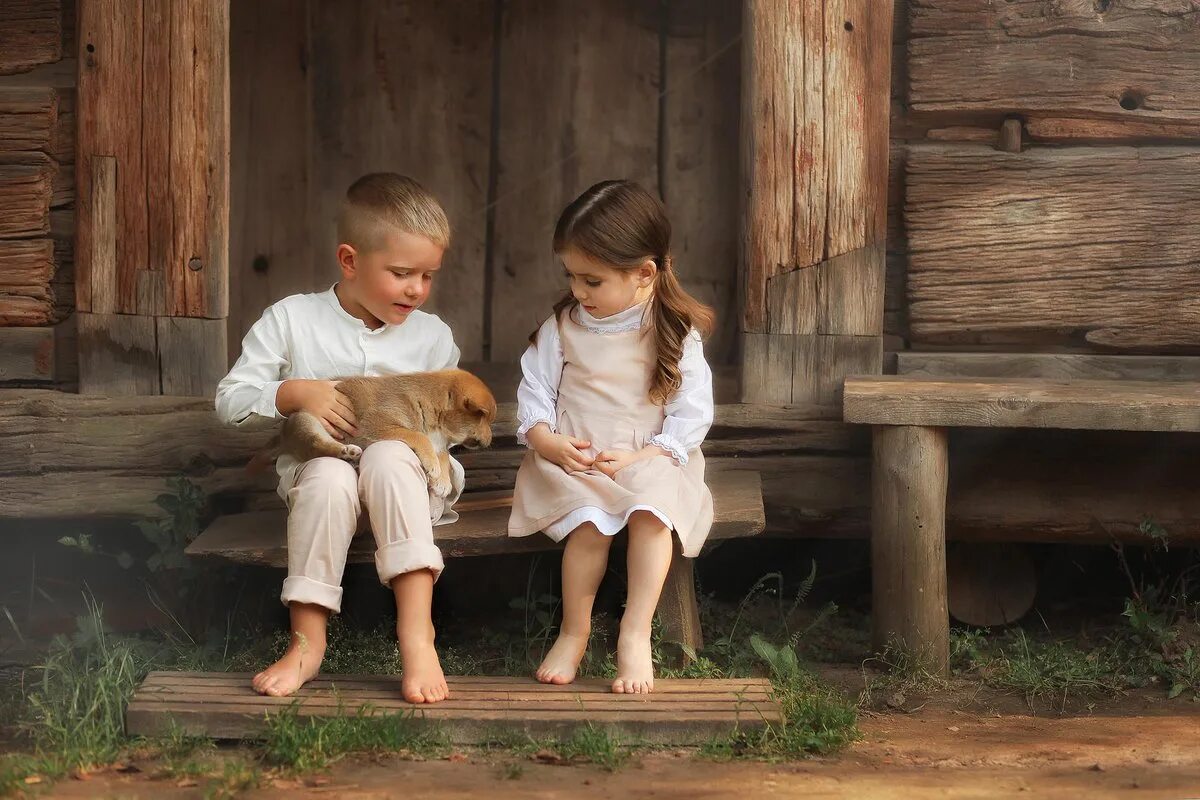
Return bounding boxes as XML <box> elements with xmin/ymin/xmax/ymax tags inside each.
<box><xmin>76</xmin><ymin>0</ymin><xmax>229</xmax><ymax>395</ymax></box>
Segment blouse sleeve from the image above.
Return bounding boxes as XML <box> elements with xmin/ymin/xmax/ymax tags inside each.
<box><xmin>649</xmin><ymin>330</ymin><xmax>713</xmax><ymax>465</ymax></box>
<box><xmin>214</xmin><ymin>305</ymin><xmax>290</xmax><ymax>430</ymax></box>
<box><xmin>515</xmin><ymin>315</ymin><xmax>564</xmax><ymax>446</ymax></box>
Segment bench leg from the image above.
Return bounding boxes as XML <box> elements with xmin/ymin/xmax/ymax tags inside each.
<box><xmin>871</xmin><ymin>424</ymin><xmax>949</xmax><ymax>676</ymax></box>
<box><xmin>657</xmin><ymin>549</ymin><xmax>703</xmax><ymax>664</ymax></box>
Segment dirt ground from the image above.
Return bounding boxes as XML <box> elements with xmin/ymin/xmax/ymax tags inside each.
<box><xmin>30</xmin><ymin>685</ymin><xmax>1200</xmax><ymax>800</ymax></box>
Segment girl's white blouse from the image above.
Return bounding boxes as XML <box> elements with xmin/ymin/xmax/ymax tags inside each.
<box><xmin>514</xmin><ymin>301</ymin><xmax>715</xmax><ymax>466</ymax></box>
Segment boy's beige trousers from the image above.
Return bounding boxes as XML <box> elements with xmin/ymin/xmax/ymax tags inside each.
<box><xmin>280</xmin><ymin>441</ymin><xmax>445</xmax><ymax>613</ymax></box>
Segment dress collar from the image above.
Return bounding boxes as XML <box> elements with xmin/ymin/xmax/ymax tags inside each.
<box><xmin>574</xmin><ymin>300</ymin><xmax>649</xmax><ymax>334</ymax></box>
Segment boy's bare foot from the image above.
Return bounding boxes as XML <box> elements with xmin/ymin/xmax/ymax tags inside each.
<box><xmin>252</xmin><ymin>639</ymin><xmax>325</xmax><ymax>697</ymax></box>
<box><xmin>612</xmin><ymin>629</ymin><xmax>654</xmax><ymax>694</ymax></box>
<box><xmin>535</xmin><ymin>632</ymin><xmax>589</xmax><ymax>685</ymax></box>
<box><xmin>399</xmin><ymin>624</ymin><xmax>449</xmax><ymax>704</ymax></box>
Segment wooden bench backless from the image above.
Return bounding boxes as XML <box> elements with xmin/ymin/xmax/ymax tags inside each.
<box><xmin>843</xmin><ymin>375</ymin><xmax>1200</xmax><ymax>675</ymax></box>
<box><xmin>187</xmin><ymin>470</ymin><xmax>765</xmax><ymax>655</ymax></box>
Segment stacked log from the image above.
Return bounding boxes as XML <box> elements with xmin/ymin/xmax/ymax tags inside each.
<box><xmin>0</xmin><ymin>0</ymin><xmax>75</xmax><ymax>385</ymax></box>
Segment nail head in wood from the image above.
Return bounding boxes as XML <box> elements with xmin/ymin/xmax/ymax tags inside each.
<box><xmin>188</xmin><ymin>258</ymin><xmax>203</xmax><ymax>272</ymax></box>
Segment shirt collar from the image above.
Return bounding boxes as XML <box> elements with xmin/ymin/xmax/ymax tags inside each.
<box><xmin>575</xmin><ymin>299</ymin><xmax>650</xmax><ymax>333</ymax></box>
<box><xmin>322</xmin><ymin>284</ymin><xmax>394</xmax><ymax>333</ymax></box>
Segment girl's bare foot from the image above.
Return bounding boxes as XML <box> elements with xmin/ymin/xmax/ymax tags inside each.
<box><xmin>535</xmin><ymin>632</ymin><xmax>589</xmax><ymax>685</ymax></box>
<box><xmin>399</xmin><ymin>624</ymin><xmax>449</xmax><ymax>704</ymax></box>
<box><xmin>612</xmin><ymin>629</ymin><xmax>654</xmax><ymax>694</ymax></box>
<box><xmin>252</xmin><ymin>639</ymin><xmax>325</xmax><ymax>697</ymax></box>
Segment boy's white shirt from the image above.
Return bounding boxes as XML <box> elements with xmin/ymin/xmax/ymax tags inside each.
<box><xmin>215</xmin><ymin>285</ymin><xmax>463</xmax><ymax>511</ymax></box>
<box><xmin>514</xmin><ymin>301</ymin><xmax>714</xmax><ymax>465</ymax></box>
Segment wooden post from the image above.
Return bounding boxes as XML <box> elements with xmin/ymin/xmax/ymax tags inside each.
<box><xmin>739</xmin><ymin>0</ymin><xmax>892</xmax><ymax>409</ymax></box>
<box><xmin>76</xmin><ymin>0</ymin><xmax>229</xmax><ymax>395</ymax></box>
<box><xmin>871</xmin><ymin>424</ymin><xmax>949</xmax><ymax>676</ymax></box>
<box><xmin>657</xmin><ymin>549</ymin><xmax>703</xmax><ymax>664</ymax></box>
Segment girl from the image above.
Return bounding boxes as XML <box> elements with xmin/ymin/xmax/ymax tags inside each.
<box><xmin>508</xmin><ymin>180</ymin><xmax>715</xmax><ymax>694</ymax></box>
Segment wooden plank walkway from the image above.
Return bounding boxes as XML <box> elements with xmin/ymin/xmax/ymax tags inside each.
<box><xmin>126</xmin><ymin>672</ymin><xmax>782</xmax><ymax>745</ymax></box>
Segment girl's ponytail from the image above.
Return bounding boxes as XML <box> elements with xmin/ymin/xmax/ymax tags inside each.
<box><xmin>648</xmin><ymin>254</ymin><xmax>714</xmax><ymax>405</ymax></box>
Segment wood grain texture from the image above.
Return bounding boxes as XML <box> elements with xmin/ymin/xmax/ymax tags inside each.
<box><xmin>309</xmin><ymin>0</ymin><xmax>493</xmax><ymax>360</ymax></box>
<box><xmin>75</xmin><ymin>311</ymin><xmax>157</xmax><ymax>394</ymax></box>
<box><xmin>0</xmin><ymin>239</ymin><xmax>53</xmax><ymax>324</ymax></box>
<box><xmin>843</xmin><ymin>375</ymin><xmax>1200</xmax><ymax>432</ymax></box>
<box><xmin>741</xmin><ymin>332</ymin><xmax>881</xmax><ymax>407</ymax></box>
<box><xmin>77</xmin><ymin>0</ymin><xmax>228</xmax><ymax>318</ymax></box>
<box><xmin>489</xmin><ymin>0</ymin><xmax>660</xmax><ymax>361</ymax></box>
<box><xmin>908</xmin><ymin>0</ymin><xmax>1200</xmax><ymax>124</ymax></box>
<box><xmin>740</xmin><ymin>0</ymin><xmax>891</xmax><ymax>333</ymax></box>
<box><xmin>228</xmin><ymin>0</ymin><xmax>312</xmax><ymax>362</ymax></box>
<box><xmin>1025</xmin><ymin>117</ymin><xmax>1200</xmax><ymax>144</ymax></box>
<box><xmin>75</xmin><ymin>0</ymin><xmax>143</xmax><ymax>315</ymax></box>
<box><xmin>896</xmin><ymin>352</ymin><xmax>1200</xmax><ymax>382</ymax></box>
<box><xmin>0</xmin><ymin>155</ymin><xmax>53</xmax><ymax>238</ymax></box>
<box><xmin>0</xmin><ymin>326</ymin><xmax>56</xmax><ymax>380</ymax></box>
<box><xmin>871</xmin><ymin>424</ymin><xmax>949</xmax><ymax>675</ymax></box>
<box><xmin>905</xmin><ymin>145</ymin><xmax>1200</xmax><ymax>350</ymax></box>
<box><xmin>185</xmin><ymin>470</ymin><xmax>765</xmax><ymax>565</ymax></box>
<box><xmin>157</xmin><ymin>316</ymin><xmax>227</xmax><ymax>397</ymax></box>
<box><xmin>126</xmin><ymin>672</ymin><xmax>780</xmax><ymax>744</ymax></box>
<box><xmin>0</xmin><ymin>0</ymin><xmax>63</xmax><ymax>75</ymax></box>
<box><xmin>7</xmin><ymin>389</ymin><xmax>1200</xmax><ymax>544</ymax></box>
<box><xmin>658</xmin><ymin>550</ymin><xmax>704</xmax><ymax>660</ymax></box>
<box><xmin>663</xmin><ymin>0</ymin><xmax>741</xmax><ymax>364</ymax></box>
<box><xmin>0</xmin><ymin>87</ymin><xmax>58</xmax><ymax>153</ymax></box>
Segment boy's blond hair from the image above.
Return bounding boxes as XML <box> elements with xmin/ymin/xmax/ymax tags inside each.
<box><xmin>337</xmin><ymin>173</ymin><xmax>450</xmax><ymax>252</ymax></box>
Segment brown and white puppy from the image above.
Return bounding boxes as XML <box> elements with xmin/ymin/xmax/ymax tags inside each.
<box><xmin>264</xmin><ymin>369</ymin><xmax>496</xmax><ymax>497</ymax></box>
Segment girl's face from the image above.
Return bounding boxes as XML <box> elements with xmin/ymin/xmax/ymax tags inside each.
<box><xmin>560</xmin><ymin>247</ymin><xmax>655</xmax><ymax>319</ymax></box>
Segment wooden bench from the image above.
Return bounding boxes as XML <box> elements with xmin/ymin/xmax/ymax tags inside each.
<box><xmin>843</xmin><ymin>375</ymin><xmax>1200</xmax><ymax>675</ymax></box>
<box><xmin>187</xmin><ymin>471</ymin><xmax>765</xmax><ymax>655</ymax></box>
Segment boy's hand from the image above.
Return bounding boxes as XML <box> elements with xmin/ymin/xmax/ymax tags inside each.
<box><xmin>276</xmin><ymin>379</ymin><xmax>359</xmax><ymax>440</ymax></box>
<box><xmin>526</xmin><ymin>423</ymin><xmax>593</xmax><ymax>474</ymax></box>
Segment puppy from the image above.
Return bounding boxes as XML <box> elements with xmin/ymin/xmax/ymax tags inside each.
<box><xmin>259</xmin><ymin>369</ymin><xmax>496</xmax><ymax>497</ymax></box>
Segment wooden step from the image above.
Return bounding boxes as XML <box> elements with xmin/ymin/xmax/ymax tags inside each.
<box><xmin>126</xmin><ymin>672</ymin><xmax>782</xmax><ymax>745</ymax></box>
<box><xmin>187</xmin><ymin>470</ymin><xmax>765</xmax><ymax>565</ymax></box>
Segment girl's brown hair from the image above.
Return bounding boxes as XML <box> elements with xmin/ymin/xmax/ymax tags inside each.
<box><xmin>537</xmin><ymin>179</ymin><xmax>715</xmax><ymax>405</ymax></box>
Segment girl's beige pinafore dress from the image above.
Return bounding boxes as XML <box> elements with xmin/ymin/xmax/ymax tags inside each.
<box><xmin>507</xmin><ymin>308</ymin><xmax>714</xmax><ymax>556</ymax></box>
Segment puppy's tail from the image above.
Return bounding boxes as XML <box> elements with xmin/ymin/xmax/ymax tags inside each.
<box><xmin>246</xmin><ymin>434</ymin><xmax>283</xmax><ymax>477</ymax></box>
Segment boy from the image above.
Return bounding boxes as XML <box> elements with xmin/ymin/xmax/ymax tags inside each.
<box><xmin>216</xmin><ymin>174</ymin><xmax>461</xmax><ymax>703</ymax></box>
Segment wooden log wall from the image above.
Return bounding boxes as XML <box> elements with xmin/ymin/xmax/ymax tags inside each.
<box><xmin>228</xmin><ymin>0</ymin><xmax>742</xmax><ymax>368</ymax></box>
<box><xmin>889</xmin><ymin>0</ymin><xmax>1200</xmax><ymax>377</ymax></box>
<box><xmin>0</xmin><ymin>0</ymin><xmax>76</xmax><ymax>385</ymax></box>
<box><xmin>8</xmin><ymin>390</ymin><xmax>1200</xmax><ymax>551</ymax></box>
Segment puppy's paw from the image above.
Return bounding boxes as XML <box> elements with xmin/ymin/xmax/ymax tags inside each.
<box><xmin>428</xmin><ymin>469</ymin><xmax>453</xmax><ymax>499</ymax></box>
<box><xmin>338</xmin><ymin>444</ymin><xmax>363</xmax><ymax>463</ymax></box>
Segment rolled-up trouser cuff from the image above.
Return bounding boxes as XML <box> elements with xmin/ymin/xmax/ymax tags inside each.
<box><xmin>281</xmin><ymin>575</ymin><xmax>344</xmax><ymax>614</ymax></box>
<box><xmin>376</xmin><ymin>537</ymin><xmax>446</xmax><ymax>586</ymax></box>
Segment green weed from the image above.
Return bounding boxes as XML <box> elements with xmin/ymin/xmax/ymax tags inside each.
<box><xmin>260</xmin><ymin>704</ymin><xmax>447</xmax><ymax>771</ymax></box>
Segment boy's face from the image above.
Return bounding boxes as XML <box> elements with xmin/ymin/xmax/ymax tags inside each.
<box><xmin>337</xmin><ymin>229</ymin><xmax>444</xmax><ymax>327</ymax></box>
<box><xmin>560</xmin><ymin>247</ymin><xmax>654</xmax><ymax>320</ymax></box>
